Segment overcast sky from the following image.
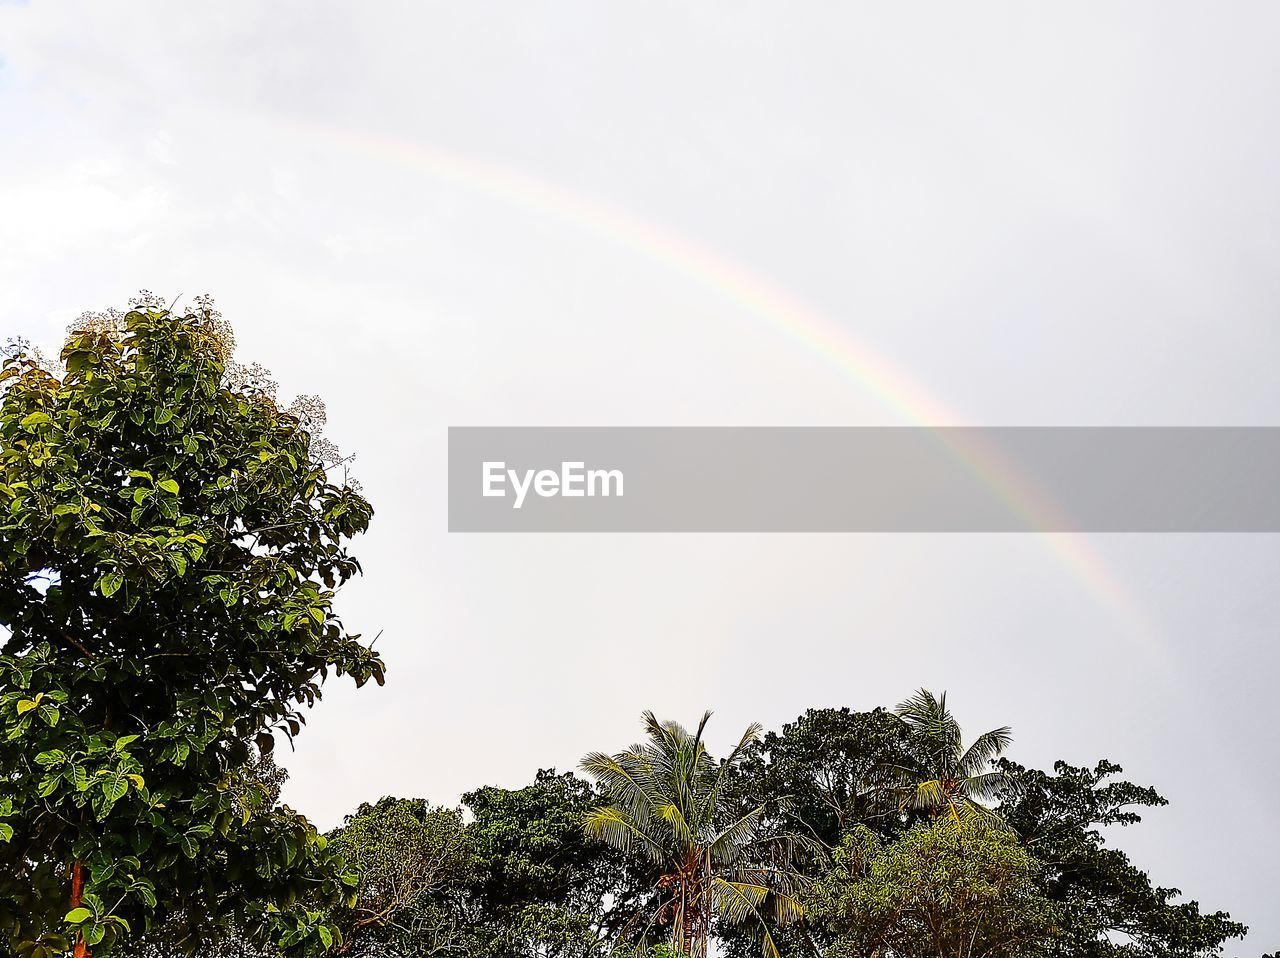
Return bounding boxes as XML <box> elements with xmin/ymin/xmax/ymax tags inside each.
<box><xmin>2</xmin><ymin>2</ymin><xmax>1278</xmax><ymax>952</ymax></box>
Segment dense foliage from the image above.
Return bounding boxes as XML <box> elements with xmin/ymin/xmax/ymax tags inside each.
<box><xmin>997</xmin><ymin>759</ymin><xmax>1246</xmax><ymax>958</ymax></box>
<box><xmin>890</xmin><ymin>689</ymin><xmax>1015</xmax><ymax>825</ymax></box>
<box><xmin>717</xmin><ymin>704</ymin><xmax>1248</xmax><ymax>958</ymax></box>
<box><xmin>320</xmin><ymin>705</ymin><xmax>1248</xmax><ymax>958</ymax></box>
<box><xmin>325</xmin><ymin>771</ymin><xmax>642</xmax><ymax>958</ymax></box>
<box><xmin>0</xmin><ymin>302</ymin><xmax>382</xmax><ymax>958</ymax></box>
<box><xmin>805</xmin><ymin>819</ymin><xmax>1059</xmax><ymax>958</ymax></box>
<box><xmin>326</xmin><ymin>797</ymin><xmax>475</xmax><ymax>956</ymax></box>
<box><xmin>463</xmin><ymin>769</ymin><xmax>645</xmax><ymax>951</ymax></box>
<box><xmin>0</xmin><ymin>301</ymin><xmax>1255</xmax><ymax>958</ymax></box>
<box><xmin>581</xmin><ymin>712</ymin><xmax>806</xmax><ymax>958</ymax></box>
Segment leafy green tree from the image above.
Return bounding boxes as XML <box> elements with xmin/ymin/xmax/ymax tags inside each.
<box><xmin>734</xmin><ymin>707</ymin><xmax>912</xmax><ymax>847</ymax></box>
<box><xmin>477</xmin><ymin>904</ymin><xmax>613</xmax><ymax>958</ymax></box>
<box><xmin>133</xmin><ymin>754</ymin><xmax>291</xmax><ymax>958</ymax></box>
<box><xmin>134</xmin><ymin>927</ymin><xmax>273</xmax><ymax>958</ymax></box>
<box><xmin>717</xmin><ymin>708</ymin><xmax>914</xmax><ymax>958</ymax></box>
<box><xmin>997</xmin><ymin>759</ymin><xmax>1246</xmax><ymax>958</ymax></box>
<box><xmin>325</xmin><ymin>772</ymin><xmax>634</xmax><ymax>958</ymax></box>
<box><xmin>327</xmin><ymin>798</ymin><xmax>477</xmax><ymax>957</ymax></box>
<box><xmin>581</xmin><ymin>712</ymin><xmax>804</xmax><ymax>958</ymax></box>
<box><xmin>463</xmin><ymin>769</ymin><xmax>642</xmax><ymax>955</ymax></box>
<box><xmin>805</xmin><ymin>818</ymin><xmax>1060</xmax><ymax>958</ymax></box>
<box><xmin>0</xmin><ymin>301</ymin><xmax>384</xmax><ymax>957</ymax></box>
<box><xmin>893</xmin><ymin>689</ymin><xmax>1015</xmax><ymax>825</ymax></box>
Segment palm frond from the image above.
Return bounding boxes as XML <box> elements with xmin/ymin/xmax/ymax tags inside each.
<box><xmin>959</xmin><ymin>769</ymin><xmax>1013</xmax><ymax>803</ymax></box>
<box><xmin>656</xmin><ymin>801</ymin><xmax>695</xmax><ymax>848</ymax></box>
<box><xmin>957</xmin><ymin>726</ymin><xmax>1013</xmax><ymax>775</ymax></box>
<box><xmin>707</xmin><ymin>803</ymin><xmax>768</xmax><ymax>864</ymax></box>
<box><xmin>580</xmin><ymin>751</ymin><xmax>658</xmax><ymax>824</ymax></box>
<box><xmin>709</xmin><ymin>877</ymin><xmax>797</xmax><ymax>958</ymax></box>
<box><xmin>583</xmin><ymin>710</ymin><xmax>807</xmax><ymax>958</ymax></box>
<box><xmin>709</xmin><ymin>877</ymin><xmax>768</xmax><ymax>926</ymax></box>
<box><xmin>906</xmin><ymin>778</ymin><xmax>949</xmax><ymax>811</ymax></box>
<box><xmin>897</xmin><ymin>688</ymin><xmax>963</xmax><ymax>771</ymax></box>
<box><xmin>583</xmin><ymin>805</ymin><xmax>666</xmax><ymax>864</ymax></box>
<box><xmin>703</xmin><ymin>720</ymin><xmax>763</xmax><ymax>829</ymax></box>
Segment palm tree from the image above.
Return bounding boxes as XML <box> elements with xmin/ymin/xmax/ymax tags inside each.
<box><xmin>892</xmin><ymin>689</ymin><xmax>1016</xmax><ymax>825</ymax></box>
<box><xmin>581</xmin><ymin>711</ymin><xmax>804</xmax><ymax>958</ymax></box>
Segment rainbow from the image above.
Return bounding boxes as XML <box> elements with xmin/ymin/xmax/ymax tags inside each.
<box><xmin>291</xmin><ymin>121</ymin><xmax>1147</xmax><ymax>631</ymax></box>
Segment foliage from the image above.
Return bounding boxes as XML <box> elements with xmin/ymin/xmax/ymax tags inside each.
<box><xmin>315</xmin><ymin>727</ymin><xmax>1249</xmax><ymax>958</ymax></box>
<box><xmin>717</xmin><ymin>708</ymin><xmax>914</xmax><ymax>958</ymax></box>
<box><xmin>133</xmin><ymin>923</ymin><xmax>274</xmax><ymax>958</ymax></box>
<box><xmin>581</xmin><ymin>712</ymin><xmax>805</xmax><ymax>958</ymax></box>
<box><xmin>0</xmin><ymin>303</ymin><xmax>383</xmax><ymax>957</ymax></box>
<box><xmin>463</xmin><ymin>768</ymin><xmax>642</xmax><ymax>952</ymax></box>
<box><xmin>892</xmin><ymin>689</ymin><xmax>1016</xmax><ymax>825</ymax></box>
<box><xmin>133</xmin><ymin>755</ymin><xmax>291</xmax><ymax>958</ymax></box>
<box><xmin>0</xmin><ymin>328</ymin><xmax>1248</xmax><ymax>958</ymax></box>
<box><xmin>325</xmin><ymin>771</ymin><xmax>635</xmax><ymax>958</ymax></box>
<box><xmin>476</xmin><ymin>904</ymin><xmax>612</xmax><ymax>958</ymax></box>
<box><xmin>734</xmin><ymin>707</ymin><xmax>912</xmax><ymax>847</ymax></box>
<box><xmin>806</xmin><ymin>818</ymin><xmax>1060</xmax><ymax>958</ymax></box>
<box><xmin>997</xmin><ymin>760</ymin><xmax>1247</xmax><ymax>958</ymax></box>
<box><xmin>326</xmin><ymin>798</ymin><xmax>476</xmax><ymax>957</ymax></box>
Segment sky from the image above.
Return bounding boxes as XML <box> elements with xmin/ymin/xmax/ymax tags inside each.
<box><xmin>2</xmin><ymin>2</ymin><xmax>1279</xmax><ymax>952</ymax></box>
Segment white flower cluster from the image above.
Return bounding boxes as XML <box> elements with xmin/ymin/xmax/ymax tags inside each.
<box><xmin>37</xmin><ymin>291</ymin><xmax>359</xmax><ymax>485</ymax></box>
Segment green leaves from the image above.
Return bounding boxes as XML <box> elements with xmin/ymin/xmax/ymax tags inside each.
<box><xmin>60</xmin><ymin>891</ymin><xmax>133</xmax><ymax>952</ymax></box>
<box><xmin>893</xmin><ymin>689</ymin><xmax>1016</xmax><ymax>825</ymax></box>
<box><xmin>0</xmin><ymin>302</ymin><xmax>381</xmax><ymax>957</ymax></box>
<box><xmin>100</xmin><ymin>770</ymin><xmax>129</xmax><ymax>804</ymax></box>
<box><xmin>581</xmin><ymin>713</ymin><xmax>803</xmax><ymax>955</ymax></box>
<box><xmin>806</xmin><ymin>819</ymin><xmax>1060</xmax><ymax>958</ymax></box>
<box><xmin>12</xmin><ymin>691</ymin><xmax>63</xmax><ymax>730</ymax></box>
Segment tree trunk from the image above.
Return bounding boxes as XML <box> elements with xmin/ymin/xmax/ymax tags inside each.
<box><xmin>70</xmin><ymin>860</ymin><xmax>88</xmax><ymax>958</ymax></box>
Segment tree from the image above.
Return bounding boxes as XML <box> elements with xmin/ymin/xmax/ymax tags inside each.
<box><xmin>581</xmin><ymin>712</ymin><xmax>804</xmax><ymax>958</ymax></box>
<box><xmin>327</xmin><ymin>798</ymin><xmax>477</xmax><ymax>957</ymax></box>
<box><xmin>475</xmin><ymin>905</ymin><xmax>614</xmax><ymax>958</ymax></box>
<box><xmin>733</xmin><ymin>707</ymin><xmax>913</xmax><ymax>848</ymax></box>
<box><xmin>463</xmin><ymin>769</ymin><xmax>642</xmax><ymax>956</ymax></box>
<box><xmin>805</xmin><ymin>818</ymin><xmax>1060</xmax><ymax>958</ymax></box>
<box><xmin>0</xmin><ymin>299</ymin><xmax>384</xmax><ymax>957</ymax></box>
<box><xmin>325</xmin><ymin>772</ymin><xmax>637</xmax><ymax>958</ymax></box>
<box><xmin>716</xmin><ymin>708</ymin><xmax>915</xmax><ymax>958</ymax></box>
<box><xmin>893</xmin><ymin>689</ymin><xmax>1015</xmax><ymax>825</ymax></box>
<box><xmin>133</xmin><ymin>753</ymin><xmax>292</xmax><ymax>958</ymax></box>
<box><xmin>997</xmin><ymin>759</ymin><xmax>1246</xmax><ymax>958</ymax></box>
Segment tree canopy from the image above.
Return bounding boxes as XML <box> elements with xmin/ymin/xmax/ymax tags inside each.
<box><xmin>581</xmin><ymin>712</ymin><xmax>807</xmax><ymax>958</ymax></box>
<box><xmin>0</xmin><ymin>301</ymin><xmax>383</xmax><ymax>958</ymax></box>
<box><xmin>0</xmin><ymin>301</ymin><xmax>1253</xmax><ymax>958</ymax></box>
<box><xmin>805</xmin><ymin>818</ymin><xmax>1060</xmax><ymax>958</ymax></box>
<box><xmin>996</xmin><ymin>759</ymin><xmax>1247</xmax><ymax>958</ymax></box>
